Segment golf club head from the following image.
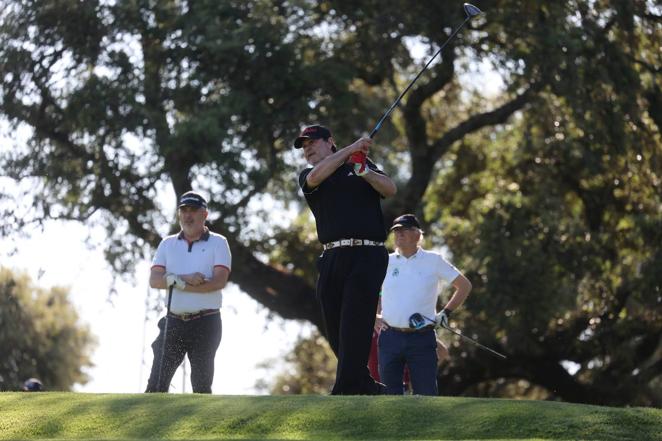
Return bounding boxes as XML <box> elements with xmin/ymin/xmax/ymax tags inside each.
<box><xmin>409</xmin><ymin>313</ymin><xmax>427</xmax><ymax>329</ymax></box>
<box><xmin>463</xmin><ymin>3</ymin><xmax>482</xmax><ymax>18</ymax></box>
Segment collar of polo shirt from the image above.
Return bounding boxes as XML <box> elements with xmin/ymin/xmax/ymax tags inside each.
<box><xmin>178</xmin><ymin>227</ymin><xmax>211</xmax><ymax>242</ymax></box>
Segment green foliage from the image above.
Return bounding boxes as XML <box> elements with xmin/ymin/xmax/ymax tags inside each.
<box><xmin>0</xmin><ymin>268</ymin><xmax>96</xmax><ymax>391</ymax></box>
<box><xmin>256</xmin><ymin>329</ymin><xmax>335</xmax><ymax>395</ymax></box>
<box><xmin>0</xmin><ymin>393</ymin><xmax>660</xmax><ymax>441</ymax></box>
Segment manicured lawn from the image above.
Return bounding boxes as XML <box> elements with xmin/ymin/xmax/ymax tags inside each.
<box><xmin>0</xmin><ymin>393</ymin><xmax>659</xmax><ymax>440</ymax></box>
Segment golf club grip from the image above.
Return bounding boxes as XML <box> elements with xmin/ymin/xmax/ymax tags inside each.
<box><xmin>368</xmin><ymin>15</ymin><xmax>472</xmax><ymax>140</ymax></box>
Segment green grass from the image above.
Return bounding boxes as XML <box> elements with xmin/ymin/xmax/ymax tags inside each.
<box><xmin>0</xmin><ymin>393</ymin><xmax>659</xmax><ymax>441</ymax></box>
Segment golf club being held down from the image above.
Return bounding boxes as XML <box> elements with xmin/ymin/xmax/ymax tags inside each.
<box><xmin>348</xmin><ymin>3</ymin><xmax>482</xmax><ymax>171</ymax></box>
<box><xmin>156</xmin><ymin>285</ymin><xmax>174</xmax><ymax>391</ymax></box>
<box><xmin>409</xmin><ymin>312</ymin><xmax>507</xmax><ymax>360</ymax></box>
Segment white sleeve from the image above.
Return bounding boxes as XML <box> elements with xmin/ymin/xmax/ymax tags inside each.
<box><xmin>436</xmin><ymin>254</ymin><xmax>460</xmax><ymax>283</ymax></box>
<box><xmin>151</xmin><ymin>239</ymin><xmax>167</xmax><ymax>268</ymax></box>
<box><xmin>214</xmin><ymin>236</ymin><xmax>232</xmax><ymax>271</ymax></box>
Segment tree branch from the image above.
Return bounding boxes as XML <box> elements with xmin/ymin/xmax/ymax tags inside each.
<box><xmin>210</xmin><ymin>219</ymin><xmax>323</xmax><ymax>330</ymax></box>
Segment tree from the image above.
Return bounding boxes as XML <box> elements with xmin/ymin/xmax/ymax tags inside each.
<box><xmin>256</xmin><ymin>329</ymin><xmax>335</xmax><ymax>395</ymax></box>
<box><xmin>421</xmin><ymin>1</ymin><xmax>662</xmax><ymax>406</ymax></box>
<box><xmin>1</xmin><ymin>1</ymin><xmax>659</xmax><ymax>404</ymax></box>
<box><xmin>0</xmin><ymin>267</ymin><xmax>96</xmax><ymax>391</ymax></box>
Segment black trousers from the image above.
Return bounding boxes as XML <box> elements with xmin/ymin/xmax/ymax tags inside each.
<box><xmin>316</xmin><ymin>246</ymin><xmax>388</xmax><ymax>394</ymax></box>
<box><xmin>145</xmin><ymin>312</ymin><xmax>222</xmax><ymax>393</ymax></box>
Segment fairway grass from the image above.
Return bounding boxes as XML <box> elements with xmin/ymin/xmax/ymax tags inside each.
<box><xmin>0</xmin><ymin>393</ymin><xmax>659</xmax><ymax>441</ymax></box>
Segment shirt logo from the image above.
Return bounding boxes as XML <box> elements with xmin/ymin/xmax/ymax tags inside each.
<box><xmin>392</xmin><ymin>268</ymin><xmax>399</xmax><ymax>277</ymax></box>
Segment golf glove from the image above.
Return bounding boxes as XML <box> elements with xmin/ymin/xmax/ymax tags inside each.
<box><xmin>165</xmin><ymin>273</ymin><xmax>186</xmax><ymax>289</ymax></box>
<box><xmin>347</xmin><ymin>151</ymin><xmax>368</xmax><ymax>176</ymax></box>
<box><xmin>436</xmin><ymin>308</ymin><xmax>452</xmax><ymax>328</ymax></box>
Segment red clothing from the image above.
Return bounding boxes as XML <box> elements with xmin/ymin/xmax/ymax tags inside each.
<box><xmin>368</xmin><ymin>330</ymin><xmax>381</xmax><ymax>381</ymax></box>
<box><xmin>368</xmin><ymin>329</ymin><xmax>410</xmax><ymax>384</ymax></box>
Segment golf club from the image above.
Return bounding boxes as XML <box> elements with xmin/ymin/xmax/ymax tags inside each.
<box><xmin>439</xmin><ymin>322</ymin><xmax>507</xmax><ymax>359</ymax></box>
<box><xmin>409</xmin><ymin>312</ymin><xmax>507</xmax><ymax>359</ymax></box>
<box><xmin>369</xmin><ymin>3</ymin><xmax>482</xmax><ymax>139</ymax></box>
<box><xmin>156</xmin><ymin>285</ymin><xmax>174</xmax><ymax>391</ymax></box>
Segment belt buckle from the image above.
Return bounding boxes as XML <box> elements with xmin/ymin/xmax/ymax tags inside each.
<box><xmin>352</xmin><ymin>239</ymin><xmax>363</xmax><ymax>246</ymax></box>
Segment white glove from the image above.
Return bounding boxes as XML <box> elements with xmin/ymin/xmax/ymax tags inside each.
<box><xmin>435</xmin><ymin>308</ymin><xmax>451</xmax><ymax>328</ymax></box>
<box><xmin>165</xmin><ymin>273</ymin><xmax>186</xmax><ymax>289</ymax></box>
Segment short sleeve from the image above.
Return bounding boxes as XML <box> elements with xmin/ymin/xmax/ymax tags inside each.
<box><xmin>298</xmin><ymin>167</ymin><xmax>317</xmax><ymax>194</ymax></box>
<box><xmin>151</xmin><ymin>239</ymin><xmax>167</xmax><ymax>268</ymax></box>
<box><xmin>214</xmin><ymin>237</ymin><xmax>232</xmax><ymax>271</ymax></box>
<box><xmin>435</xmin><ymin>254</ymin><xmax>460</xmax><ymax>283</ymax></box>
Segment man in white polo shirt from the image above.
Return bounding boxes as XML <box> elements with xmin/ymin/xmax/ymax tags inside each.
<box><xmin>145</xmin><ymin>191</ymin><xmax>231</xmax><ymax>393</ymax></box>
<box><xmin>377</xmin><ymin>214</ymin><xmax>472</xmax><ymax>395</ymax></box>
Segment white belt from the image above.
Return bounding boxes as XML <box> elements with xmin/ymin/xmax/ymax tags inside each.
<box><xmin>323</xmin><ymin>238</ymin><xmax>385</xmax><ymax>250</ymax></box>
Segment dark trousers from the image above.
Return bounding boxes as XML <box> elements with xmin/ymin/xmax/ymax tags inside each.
<box><xmin>378</xmin><ymin>327</ymin><xmax>438</xmax><ymax>395</ymax></box>
<box><xmin>145</xmin><ymin>312</ymin><xmax>222</xmax><ymax>393</ymax></box>
<box><xmin>316</xmin><ymin>246</ymin><xmax>388</xmax><ymax>395</ymax></box>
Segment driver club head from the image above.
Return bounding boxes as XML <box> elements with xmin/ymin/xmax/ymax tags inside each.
<box><xmin>408</xmin><ymin>313</ymin><xmax>427</xmax><ymax>330</ymax></box>
<box><xmin>463</xmin><ymin>3</ymin><xmax>482</xmax><ymax>18</ymax></box>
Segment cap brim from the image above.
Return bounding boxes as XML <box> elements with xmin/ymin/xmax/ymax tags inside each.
<box><xmin>294</xmin><ymin>135</ymin><xmax>327</xmax><ymax>148</ymax></box>
<box><xmin>390</xmin><ymin>224</ymin><xmax>423</xmax><ymax>232</ymax></box>
<box><xmin>178</xmin><ymin>202</ymin><xmax>206</xmax><ymax>209</ymax></box>
<box><xmin>294</xmin><ymin>136</ymin><xmax>309</xmax><ymax>149</ymax></box>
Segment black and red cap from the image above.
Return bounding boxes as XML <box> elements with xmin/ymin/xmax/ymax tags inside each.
<box><xmin>390</xmin><ymin>214</ymin><xmax>422</xmax><ymax>231</ymax></box>
<box><xmin>178</xmin><ymin>191</ymin><xmax>208</xmax><ymax>209</ymax></box>
<box><xmin>293</xmin><ymin>125</ymin><xmax>332</xmax><ymax>149</ymax></box>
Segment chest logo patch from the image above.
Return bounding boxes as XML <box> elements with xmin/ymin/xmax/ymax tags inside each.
<box><xmin>392</xmin><ymin>268</ymin><xmax>399</xmax><ymax>277</ymax></box>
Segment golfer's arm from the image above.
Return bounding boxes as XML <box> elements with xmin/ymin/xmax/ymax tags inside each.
<box><xmin>150</xmin><ymin>267</ymin><xmax>167</xmax><ymax>289</ymax></box>
<box><xmin>183</xmin><ymin>266</ymin><xmax>230</xmax><ymax>293</ymax></box>
<box><xmin>444</xmin><ymin>274</ymin><xmax>472</xmax><ymax>311</ymax></box>
<box><xmin>362</xmin><ymin>170</ymin><xmax>397</xmax><ymax>198</ymax></box>
<box><xmin>306</xmin><ymin>148</ymin><xmax>354</xmax><ymax>188</ymax></box>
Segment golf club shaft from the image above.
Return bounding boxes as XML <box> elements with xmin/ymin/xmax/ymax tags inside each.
<box><xmin>156</xmin><ymin>285</ymin><xmax>174</xmax><ymax>390</ymax></box>
<box><xmin>441</xmin><ymin>324</ymin><xmax>507</xmax><ymax>359</ymax></box>
<box><xmin>369</xmin><ymin>15</ymin><xmax>473</xmax><ymax>139</ymax></box>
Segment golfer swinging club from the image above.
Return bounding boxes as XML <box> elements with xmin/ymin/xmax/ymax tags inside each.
<box><xmin>145</xmin><ymin>191</ymin><xmax>231</xmax><ymax>393</ymax></box>
<box><xmin>295</xmin><ymin>124</ymin><xmax>396</xmax><ymax>394</ymax></box>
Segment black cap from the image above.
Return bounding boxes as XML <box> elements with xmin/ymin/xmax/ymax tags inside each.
<box><xmin>23</xmin><ymin>378</ymin><xmax>43</xmax><ymax>392</ymax></box>
<box><xmin>178</xmin><ymin>191</ymin><xmax>207</xmax><ymax>209</ymax></box>
<box><xmin>390</xmin><ymin>214</ymin><xmax>422</xmax><ymax>231</ymax></box>
<box><xmin>293</xmin><ymin>125</ymin><xmax>332</xmax><ymax>149</ymax></box>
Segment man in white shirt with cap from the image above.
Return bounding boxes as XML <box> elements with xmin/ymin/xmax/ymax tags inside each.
<box><xmin>145</xmin><ymin>191</ymin><xmax>231</xmax><ymax>393</ymax></box>
<box><xmin>377</xmin><ymin>214</ymin><xmax>472</xmax><ymax>395</ymax></box>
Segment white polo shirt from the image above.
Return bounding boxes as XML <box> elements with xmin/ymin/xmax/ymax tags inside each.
<box><xmin>381</xmin><ymin>248</ymin><xmax>460</xmax><ymax>328</ymax></box>
<box><xmin>151</xmin><ymin>230</ymin><xmax>232</xmax><ymax>314</ymax></box>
